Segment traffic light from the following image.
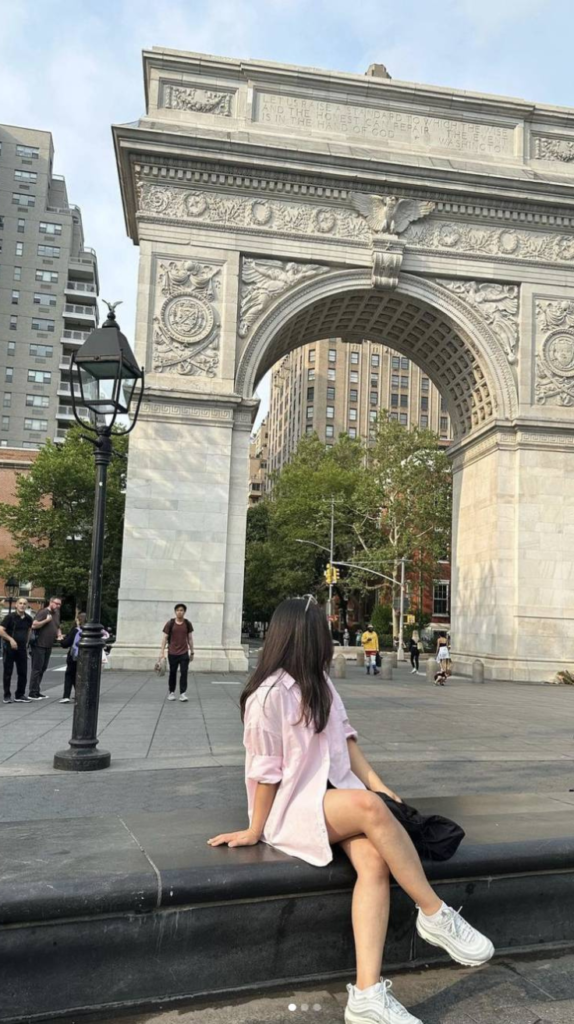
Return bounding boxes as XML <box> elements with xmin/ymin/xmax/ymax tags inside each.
<box><xmin>332</xmin><ymin>566</ymin><xmax>340</xmax><ymax>582</ymax></box>
<box><xmin>324</xmin><ymin>564</ymin><xmax>333</xmax><ymax>584</ymax></box>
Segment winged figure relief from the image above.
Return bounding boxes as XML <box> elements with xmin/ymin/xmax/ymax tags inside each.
<box><xmin>349</xmin><ymin>193</ymin><xmax>436</xmax><ymax>235</ymax></box>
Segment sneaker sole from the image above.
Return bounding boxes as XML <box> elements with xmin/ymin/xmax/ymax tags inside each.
<box><xmin>345</xmin><ymin>1004</ymin><xmax>421</xmax><ymax>1024</ymax></box>
<box><xmin>416</xmin><ymin>919</ymin><xmax>494</xmax><ymax>967</ymax></box>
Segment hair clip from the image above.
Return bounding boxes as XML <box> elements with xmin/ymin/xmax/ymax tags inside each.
<box><xmin>303</xmin><ymin>594</ymin><xmax>316</xmax><ymax>613</ymax></box>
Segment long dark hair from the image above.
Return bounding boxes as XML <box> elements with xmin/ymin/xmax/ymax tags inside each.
<box><xmin>240</xmin><ymin>598</ymin><xmax>334</xmax><ymax>733</ymax></box>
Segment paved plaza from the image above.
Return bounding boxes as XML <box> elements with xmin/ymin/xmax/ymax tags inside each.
<box><xmin>0</xmin><ymin>655</ymin><xmax>572</xmax><ymax>821</ymax></box>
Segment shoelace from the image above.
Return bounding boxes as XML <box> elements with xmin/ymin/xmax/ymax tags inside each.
<box><xmin>347</xmin><ymin>979</ymin><xmax>412</xmax><ymax>1020</ymax></box>
<box><xmin>439</xmin><ymin>905</ymin><xmax>476</xmax><ymax>942</ymax></box>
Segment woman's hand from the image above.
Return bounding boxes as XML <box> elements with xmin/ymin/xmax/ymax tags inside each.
<box><xmin>207</xmin><ymin>827</ymin><xmax>261</xmax><ymax>848</ymax></box>
<box><xmin>376</xmin><ymin>784</ymin><xmax>403</xmax><ymax>804</ymax></box>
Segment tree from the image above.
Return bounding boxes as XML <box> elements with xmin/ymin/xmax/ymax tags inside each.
<box><xmin>0</xmin><ymin>426</ymin><xmax>127</xmax><ymax>625</ymax></box>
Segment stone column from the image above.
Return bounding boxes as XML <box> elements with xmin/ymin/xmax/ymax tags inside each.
<box><xmin>451</xmin><ymin>427</ymin><xmax>574</xmax><ymax>682</ymax></box>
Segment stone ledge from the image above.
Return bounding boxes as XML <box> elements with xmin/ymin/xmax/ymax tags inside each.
<box><xmin>2</xmin><ymin>794</ymin><xmax>574</xmax><ymax>1023</ymax></box>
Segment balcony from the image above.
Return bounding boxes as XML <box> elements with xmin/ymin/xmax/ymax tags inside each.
<box><xmin>57</xmin><ymin>381</ymin><xmax>82</xmax><ymax>399</ymax></box>
<box><xmin>54</xmin><ymin>429</ymin><xmax>68</xmax><ymax>444</ymax></box>
<box><xmin>63</xmin><ymin>303</ymin><xmax>98</xmax><ymax>323</ymax></box>
<box><xmin>59</xmin><ymin>354</ymin><xmax>72</xmax><ymax>370</ymax></box>
<box><xmin>65</xmin><ymin>280</ymin><xmax>97</xmax><ymax>298</ymax></box>
<box><xmin>61</xmin><ymin>329</ymin><xmax>89</xmax><ymax>346</ymax></box>
<box><xmin>57</xmin><ymin>404</ymin><xmax>90</xmax><ymax>421</ymax></box>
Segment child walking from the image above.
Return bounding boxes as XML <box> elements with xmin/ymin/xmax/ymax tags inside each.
<box><xmin>209</xmin><ymin>598</ymin><xmax>493</xmax><ymax>1024</ymax></box>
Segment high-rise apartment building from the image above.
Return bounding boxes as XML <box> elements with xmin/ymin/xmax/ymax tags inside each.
<box><xmin>248</xmin><ymin>417</ymin><xmax>269</xmax><ymax>505</ymax></box>
<box><xmin>0</xmin><ymin>124</ymin><xmax>99</xmax><ymax>450</ymax></box>
<box><xmin>268</xmin><ymin>339</ymin><xmax>452</xmax><ymax>474</ymax></box>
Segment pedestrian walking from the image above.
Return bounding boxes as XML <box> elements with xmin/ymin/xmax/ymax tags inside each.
<box><xmin>58</xmin><ymin>612</ymin><xmax>87</xmax><ymax>703</ymax></box>
<box><xmin>355</xmin><ymin>628</ymin><xmax>363</xmax><ymax>647</ymax></box>
<box><xmin>343</xmin><ymin>628</ymin><xmax>350</xmax><ymax>647</ymax></box>
<box><xmin>208</xmin><ymin>597</ymin><xmax>494</xmax><ymax>1024</ymax></box>
<box><xmin>361</xmin><ymin>623</ymin><xmax>380</xmax><ymax>675</ymax></box>
<box><xmin>436</xmin><ymin>633</ymin><xmax>451</xmax><ymax>676</ymax></box>
<box><xmin>1</xmin><ymin>597</ymin><xmax>32</xmax><ymax>704</ymax></box>
<box><xmin>409</xmin><ymin>637</ymin><xmax>420</xmax><ymax>674</ymax></box>
<box><xmin>29</xmin><ymin>596</ymin><xmax>63</xmax><ymax>700</ymax></box>
<box><xmin>159</xmin><ymin>603</ymin><xmax>194</xmax><ymax>702</ymax></box>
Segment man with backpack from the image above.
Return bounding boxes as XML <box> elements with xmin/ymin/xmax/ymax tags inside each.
<box><xmin>159</xmin><ymin>603</ymin><xmax>194</xmax><ymax>702</ymax></box>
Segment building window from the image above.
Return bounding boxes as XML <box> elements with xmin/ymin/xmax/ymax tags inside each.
<box><xmin>306</xmin><ymin>405</ymin><xmax>314</xmax><ymax>419</ymax></box>
<box><xmin>370</xmin><ymin>391</ymin><xmax>378</xmax><ymax>406</ymax></box>
<box><xmin>391</xmin><ymin>356</ymin><xmax>400</xmax><ymax>369</ymax></box>
<box><xmin>349</xmin><ymin>408</ymin><xmax>357</xmax><ymax>421</ymax></box>
<box><xmin>371</xmin><ymin>353</ymin><xmax>380</xmax><ymax>367</ymax></box>
<box><xmin>326</xmin><ymin>406</ymin><xmax>334</xmax><ymax>419</ymax></box>
<box><xmin>348</xmin><ymin>427</ymin><xmax>357</xmax><ymax>438</ymax></box>
<box><xmin>328</xmin><ymin>348</ymin><xmax>336</xmax><ymax>363</ymax></box>
<box><xmin>30</xmin><ymin>344</ymin><xmax>53</xmax><ymax>358</ymax></box>
<box><xmin>325</xmin><ymin>425</ymin><xmax>334</xmax><ymax>438</ymax></box>
<box><xmin>307</xmin><ymin>386</ymin><xmax>314</xmax><ymax>401</ymax></box>
<box><xmin>17</xmin><ymin>218</ymin><xmax>25</xmax><ymax>233</ymax></box>
<box><xmin>391</xmin><ymin>393</ymin><xmax>399</xmax><ymax>408</ymax></box>
<box><xmin>36</xmin><ymin>269</ymin><xmax>59</xmax><ymax>283</ymax></box>
<box><xmin>34</xmin><ymin>292</ymin><xmax>57</xmax><ymax>306</ymax></box>
<box><xmin>31</xmin><ymin>318</ymin><xmax>55</xmax><ymax>332</ymax></box>
<box><xmin>0</xmin><ymin>440</ymin><xmax>7</xmax><ymax>447</ymax></box>
<box><xmin>11</xmin><ymin>290</ymin><xmax>20</xmax><ymax>304</ymax></box>
<box><xmin>401</xmin><ymin>357</ymin><xmax>409</xmax><ymax>369</ymax></box>
<box><xmin>308</xmin><ymin>349</ymin><xmax>316</xmax><ymax>363</ymax></box>
<box><xmin>401</xmin><ymin>376</ymin><xmax>409</xmax><ymax>389</ymax></box>
<box><xmin>307</xmin><ymin>368</ymin><xmax>315</xmax><ymax>381</ymax></box>
<box><xmin>440</xmin><ymin>417</ymin><xmax>449</xmax><ymax>434</ymax></box>
<box><xmin>12</xmin><ymin>192</ymin><xmax>35</xmax><ymax>207</ymax></box>
<box><xmin>421</xmin><ymin>414</ymin><xmax>429</xmax><ymax>428</ymax></box>
<box><xmin>399</xmin><ymin>413</ymin><xmax>408</xmax><ymax>425</ymax></box>
<box><xmin>400</xmin><ymin>394</ymin><xmax>408</xmax><ymax>408</ymax></box>
<box><xmin>3</xmin><ymin>393</ymin><xmax>12</xmax><ymax>407</ymax></box>
<box><xmin>389</xmin><ymin>412</ymin><xmax>398</xmax><ymax>421</ymax></box>
<box><xmin>433</xmin><ymin>582</ymin><xmax>450</xmax><ymax>616</ymax></box>
<box><xmin>28</xmin><ymin>370</ymin><xmax>51</xmax><ymax>384</ymax></box>
<box><xmin>26</xmin><ymin>394</ymin><xmax>50</xmax><ymax>408</ymax></box>
<box><xmin>24</xmin><ymin>418</ymin><xmax>48</xmax><ymax>432</ymax></box>
<box><xmin>350</xmin><ymin>352</ymin><xmax>359</xmax><ymax>365</ymax></box>
<box><xmin>16</xmin><ymin>144</ymin><xmax>39</xmax><ymax>158</ymax></box>
<box><xmin>13</xmin><ymin>267</ymin><xmax>21</xmax><ymax>281</ymax></box>
<box><xmin>7</xmin><ymin>342</ymin><xmax>15</xmax><ymax>357</ymax></box>
<box><xmin>305</xmin><ymin>425</ymin><xmax>313</xmax><ymax>435</ymax></box>
<box><xmin>15</xmin><ymin>241</ymin><xmax>24</xmax><ymax>256</ymax></box>
<box><xmin>391</xmin><ymin>373</ymin><xmax>399</xmax><ymax>388</ymax></box>
<box><xmin>37</xmin><ymin>244</ymin><xmax>60</xmax><ymax>258</ymax></box>
<box><xmin>350</xmin><ymin>389</ymin><xmax>358</xmax><ymax>402</ymax></box>
<box><xmin>1</xmin><ymin>416</ymin><xmax>9</xmax><ymax>431</ymax></box>
<box><xmin>10</xmin><ymin>316</ymin><xmax>18</xmax><ymax>331</ymax></box>
<box><xmin>370</xmin><ymin>373</ymin><xmax>379</xmax><ymax>387</ymax></box>
<box><xmin>441</xmin><ymin>396</ymin><xmax>448</xmax><ymax>412</ymax></box>
<box><xmin>5</xmin><ymin>369</ymin><xmax>13</xmax><ymax>383</ymax></box>
<box><xmin>327</xmin><ymin>386</ymin><xmax>335</xmax><ymax>401</ymax></box>
<box><xmin>421</xmin><ymin>396</ymin><xmax>429</xmax><ymax>411</ymax></box>
<box><xmin>327</xmin><ymin>367</ymin><xmax>336</xmax><ymax>381</ymax></box>
<box><xmin>350</xmin><ymin>370</ymin><xmax>358</xmax><ymax>383</ymax></box>
<box><xmin>15</xmin><ymin>169</ymin><xmax>37</xmax><ymax>183</ymax></box>
<box><xmin>422</xmin><ymin>377</ymin><xmax>430</xmax><ymax>391</ymax></box>
<box><xmin>39</xmin><ymin>222</ymin><xmax>62</xmax><ymax>235</ymax></box>
<box><xmin>369</xmin><ymin>410</ymin><xmax>377</xmax><ymax>423</ymax></box>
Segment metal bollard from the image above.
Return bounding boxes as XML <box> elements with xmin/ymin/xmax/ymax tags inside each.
<box><xmin>426</xmin><ymin>658</ymin><xmax>436</xmax><ymax>683</ymax></box>
<box><xmin>332</xmin><ymin>653</ymin><xmax>347</xmax><ymax>679</ymax></box>
<box><xmin>391</xmin><ymin>651</ymin><xmax>398</xmax><ymax>668</ymax></box>
<box><xmin>356</xmin><ymin>648</ymin><xmax>365</xmax><ymax>668</ymax></box>
<box><xmin>472</xmin><ymin>659</ymin><xmax>485</xmax><ymax>684</ymax></box>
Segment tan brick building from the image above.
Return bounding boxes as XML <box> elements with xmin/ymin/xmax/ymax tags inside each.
<box><xmin>248</xmin><ymin>417</ymin><xmax>268</xmax><ymax>505</ymax></box>
<box><xmin>0</xmin><ymin>447</ymin><xmax>44</xmax><ymax>617</ymax></box>
<box><xmin>267</xmin><ymin>339</ymin><xmax>452</xmax><ymax>474</ymax></box>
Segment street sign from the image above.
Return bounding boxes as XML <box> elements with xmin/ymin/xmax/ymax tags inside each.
<box><xmin>393</xmin><ymin>597</ymin><xmax>410</xmax><ymax>612</ymax></box>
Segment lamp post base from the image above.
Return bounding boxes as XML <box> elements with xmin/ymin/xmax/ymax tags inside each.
<box><xmin>53</xmin><ymin>747</ymin><xmax>111</xmax><ymax>772</ymax></box>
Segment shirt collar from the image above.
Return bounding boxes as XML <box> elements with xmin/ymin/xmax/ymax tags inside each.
<box><xmin>268</xmin><ymin>669</ymin><xmax>296</xmax><ymax>690</ymax></box>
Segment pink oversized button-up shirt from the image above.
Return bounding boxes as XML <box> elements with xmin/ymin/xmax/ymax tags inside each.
<box><xmin>243</xmin><ymin>670</ymin><xmax>366</xmax><ymax>867</ymax></box>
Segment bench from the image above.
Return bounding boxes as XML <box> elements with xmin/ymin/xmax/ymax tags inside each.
<box><xmin>1</xmin><ymin>792</ymin><xmax>574</xmax><ymax>1023</ymax></box>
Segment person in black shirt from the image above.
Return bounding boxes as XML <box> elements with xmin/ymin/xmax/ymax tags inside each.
<box><xmin>1</xmin><ymin>598</ymin><xmax>32</xmax><ymax>703</ymax></box>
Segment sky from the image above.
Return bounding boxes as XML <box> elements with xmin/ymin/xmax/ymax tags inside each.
<box><xmin>2</xmin><ymin>0</ymin><xmax>574</xmax><ymax>429</ymax></box>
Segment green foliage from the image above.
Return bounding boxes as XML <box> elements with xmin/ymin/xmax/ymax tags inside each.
<box><xmin>0</xmin><ymin>426</ymin><xmax>127</xmax><ymax>625</ymax></box>
<box><xmin>370</xmin><ymin>603</ymin><xmax>393</xmax><ymax>636</ymax></box>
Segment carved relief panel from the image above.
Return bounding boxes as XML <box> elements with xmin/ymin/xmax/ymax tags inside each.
<box><xmin>535</xmin><ymin>300</ymin><xmax>574</xmax><ymax>406</ymax></box>
<box><xmin>152</xmin><ymin>258</ymin><xmax>222</xmax><ymax>378</ymax></box>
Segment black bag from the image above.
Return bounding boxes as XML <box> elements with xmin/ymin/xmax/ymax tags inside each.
<box><xmin>375</xmin><ymin>651</ymin><xmax>381</xmax><ymax>667</ymax></box>
<box><xmin>378</xmin><ymin>793</ymin><xmax>465</xmax><ymax>862</ymax></box>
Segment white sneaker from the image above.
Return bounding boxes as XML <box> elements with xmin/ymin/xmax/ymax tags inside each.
<box><xmin>179</xmin><ymin>693</ymin><xmax>188</xmax><ymax>702</ymax></box>
<box><xmin>59</xmin><ymin>697</ymin><xmax>71</xmax><ymax>704</ymax></box>
<box><xmin>167</xmin><ymin>693</ymin><xmax>176</xmax><ymax>701</ymax></box>
<box><xmin>345</xmin><ymin>979</ymin><xmax>422</xmax><ymax>1024</ymax></box>
<box><xmin>411</xmin><ymin>668</ymin><xmax>417</xmax><ymax>674</ymax></box>
<box><xmin>416</xmin><ymin>904</ymin><xmax>494</xmax><ymax>967</ymax></box>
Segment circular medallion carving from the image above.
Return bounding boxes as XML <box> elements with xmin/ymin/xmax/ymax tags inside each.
<box><xmin>315</xmin><ymin>208</ymin><xmax>336</xmax><ymax>233</ymax></box>
<box><xmin>161</xmin><ymin>295</ymin><xmax>215</xmax><ymax>346</ymax></box>
<box><xmin>251</xmin><ymin>200</ymin><xmax>272</xmax><ymax>225</ymax></box>
<box><xmin>183</xmin><ymin>191</ymin><xmax>208</xmax><ymax>218</ymax></box>
<box><xmin>543</xmin><ymin>330</ymin><xmax>574</xmax><ymax>377</ymax></box>
<box><xmin>498</xmin><ymin>230</ymin><xmax>519</xmax><ymax>254</ymax></box>
<box><xmin>438</xmin><ymin>224</ymin><xmax>460</xmax><ymax>247</ymax></box>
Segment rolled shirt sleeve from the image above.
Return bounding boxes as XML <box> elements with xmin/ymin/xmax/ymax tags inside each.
<box><xmin>244</xmin><ymin>691</ymin><xmax>284</xmax><ymax>784</ymax></box>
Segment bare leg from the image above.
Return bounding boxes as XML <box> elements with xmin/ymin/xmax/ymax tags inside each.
<box><xmin>324</xmin><ymin>789</ymin><xmax>441</xmax><ymax>916</ymax></box>
<box><xmin>340</xmin><ymin>835</ymin><xmax>390</xmax><ymax>989</ymax></box>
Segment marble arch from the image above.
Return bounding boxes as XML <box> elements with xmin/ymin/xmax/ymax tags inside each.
<box><xmin>112</xmin><ymin>48</ymin><xmax>574</xmax><ymax>680</ymax></box>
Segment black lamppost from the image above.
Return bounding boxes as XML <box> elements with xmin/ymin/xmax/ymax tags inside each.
<box><xmin>4</xmin><ymin>577</ymin><xmax>19</xmax><ymax>615</ymax></box>
<box><xmin>54</xmin><ymin>302</ymin><xmax>144</xmax><ymax>771</ymax></box>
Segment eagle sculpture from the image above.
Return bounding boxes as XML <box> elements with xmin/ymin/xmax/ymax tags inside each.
<box><xmin>350</xmin><ymin>193</ymin><xmax>435</xmax><ymax>235</ymax></box>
